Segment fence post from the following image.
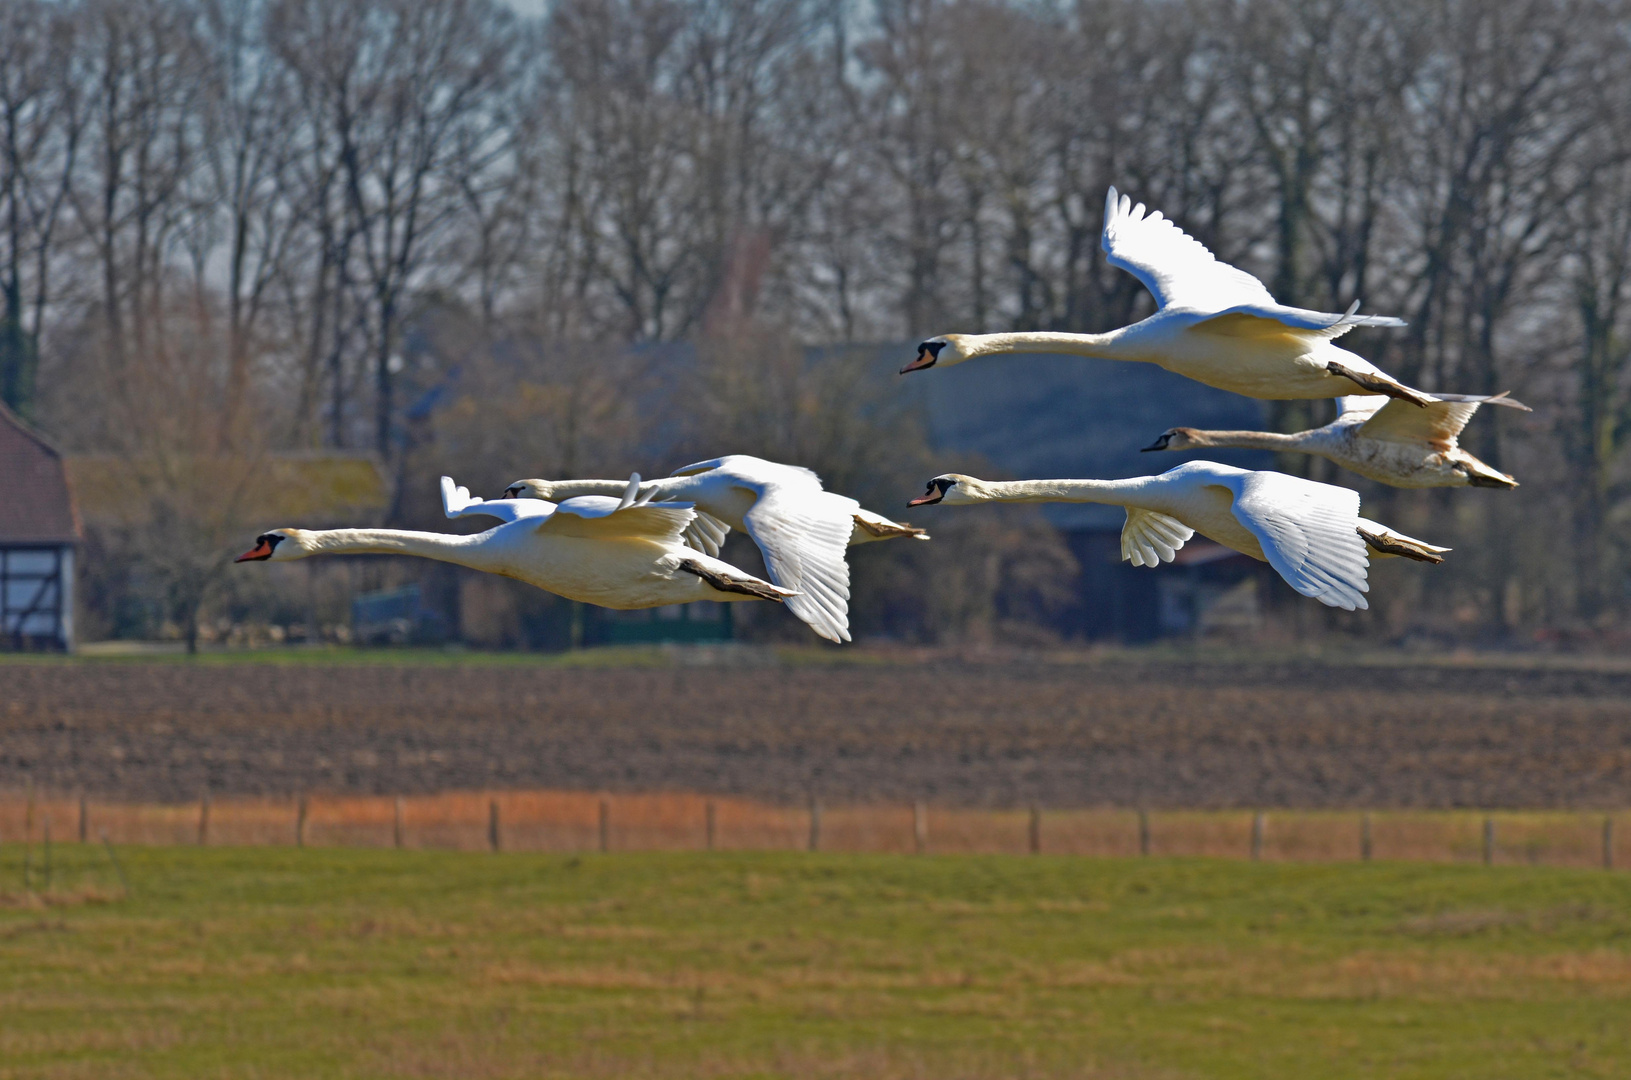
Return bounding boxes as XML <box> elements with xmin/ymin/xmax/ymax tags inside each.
<box><xmin>705</xmin><ymin>801</ymin><xmax>716</xmax><ymax>851</ymax></box>
<box><xmin>1361</xmin><ymin>812</ymin><xmax>1373</xmax><ymax>862</ymax></box>
<box><xmin>1028</xmin><ymin>804</ymin><xmax>1041</xmax><ymax>855</ymax></box>
<box><xmin>78</xmin><ymin>794</ymin><xmax>88</xmax><ymax>843</ymax></box>
<box><xmin>808</xmin><ymin>798</ymin><xmax>822</xmax><ymax>852</ymax></box>
<box><xmin>1483</xmin><ymin>816</ymin><xmax>1495</xmax><ymax>866</ymax></box>
<box><xmin>42</xmin><ymin>816</ymin><xmax>53</xmax><ymax>892</ymax></box>
<box><xmin>197</xmin><ymin>794</ymin><xmax>210</xmax><ymax>846</ymax></box>
<box><xmin>393</xmin><ymin>797</ymin><xmax>404</xmax><ymax>849</ymax></box>
<box><xmin>1250</xmin><ymin>812</ymin><xmax>1265</xmax><ymax>861</ymax></box>
<box><xmin>913</xmin><ymin>801</ymin><xmax>928</xmax><ymax>854</ymax></box>
<box><xmin>1138</xmin><ymin>810</ymin><xmax>1151</xmax><ymax>856</ymax></box>
<box><xmin>1604</xmin><ymin>817</ymin><xmax>1615</xmax><ymax>871</ymax></box>
<box><xmin>488</xmin><ymin>799</ymin><xmax>501</xmax><ymax>852</ymax></box>
<box><xmin>598</xmin><ymin>797</ymin><xmax>610</xmax><ymax>853</ymax></box>
<box><xmin>296</xmin><ymin>795</ymin><xmax>308</xmax><ymax>848</ymax></box>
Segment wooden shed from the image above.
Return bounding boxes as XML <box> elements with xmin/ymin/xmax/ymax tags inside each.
<box><xmin>0</xmin><ymin>402</ymin><xmax>80</xmax><ymax>650</ymax></box>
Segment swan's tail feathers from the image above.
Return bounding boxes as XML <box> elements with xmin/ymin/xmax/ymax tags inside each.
<box><xmin>1330</xmin><ymin>298</ymin><xmax>1407</xmax><ymax>331</ymax></box>
<box><xmin>1121</xmin><ymin>508</ymin><xmax>1195</xmax><ymax>567</ymax></box>
<box><xmin>1356</xmin><ymin>522</ymin><xmax>1450</xmax><ymax>563</ymax></box>
<box><xmin>678</xmin><ymin>558</ymin><xmax>796</xmax><ymax>603</ymax></box>
<box><xmin>440</xmin><ymin>475</ymin><xmax>480</xmax><ymax>518</ymax></box>
<box><xmin>1325</xmin><ymin>361</ymin><xmax>1435</xmax><ymax>408</ymax></box>
<box><xmin>617</xmin><ymin>473</ymin><xmax>643</xmax><ymax>510</ymax></box>
<box><xmin>852</xmin><ymin>511</ymin><xmax>930</xmax><ymax>543</ymax></box>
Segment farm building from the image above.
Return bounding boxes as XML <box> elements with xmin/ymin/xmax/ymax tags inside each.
<box><xmin>0</xmin><ymin>402</ymin><xmax>81</xmax><ymax>650</ymax></box>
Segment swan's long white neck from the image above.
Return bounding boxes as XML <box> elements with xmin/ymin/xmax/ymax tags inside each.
<box><xmin>291</xmin><ymin>528</ymin><xmax>506</xmax><ymax>572</ymax></box>
<box><xmin>960</xmin><ymin>331</ymin><xmax>1127</xmax><ymax>361</ymax></box>
<box><xmin>1176</xmin><ymin>430</ymin><xmax>1310</xmax><ymax>452</ymax></box>
<box><xmin>955</xmin><ymin>478</ymin><xmax>1150</xmax><ymax>507</ymax></box>
<box><xmin>532</xmin><ymin>478</ymin><xmax>672</xmax><ymax>500</ymax></box>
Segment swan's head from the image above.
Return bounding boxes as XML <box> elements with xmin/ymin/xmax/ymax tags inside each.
<box><xmin>1141</xmin><ymin>427</ymin><xmax>1202</xmax><ymax>453</ymax></box>
<box><xmin>503</xmin><ymin>479</ymin><xmax>551</xmax><ymax>500</ymax></box>
<box><xmin>900</xmin><ymin>334</ymin><xmax>974</xmax><ymax>374</ymax></box>
<box><xmin>234</xmin><ymin>529</ymin><xmax>311</xmax><ymax>562</ymax></box>
<box><xmin>908</xmin><ymin>474</ymin><xmax>983</xmax><ymax>506</ymax></box>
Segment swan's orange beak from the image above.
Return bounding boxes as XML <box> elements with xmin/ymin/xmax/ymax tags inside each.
<box><xmin>235</xmin><ymin>538</ymin><xmax>276</xmax><ymax>562</ymax></box>
<box><xmin>899</xmin><ymin>345</ymin><xmax>938</xmax><ymax>374</ymax></box>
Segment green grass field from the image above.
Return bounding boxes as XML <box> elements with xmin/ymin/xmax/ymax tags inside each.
<box><xmin>3</xmin><ymin>848</ymin><xmax>1629</xmax><ymax>1079</ymax></box>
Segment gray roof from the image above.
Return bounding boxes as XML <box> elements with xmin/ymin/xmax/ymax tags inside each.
<box><xmin>905</xmin><ymin>351</ymin><xmax>1275</xmax><ymax>530</ymax></box>
<box><xmin>0</xmin><ymin>402</ymin><xmax>79</xmax><ymax>545</ymax></box>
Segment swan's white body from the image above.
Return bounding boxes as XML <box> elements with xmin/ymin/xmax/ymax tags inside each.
<box><xmin>905</xmin><ymin>189</ymin><xmax>1431</xmax><ymax>404</ymax></box>
<box><xmin>1145</xmin><ymin>394</ymin><xmax>1526</xmax><ymax>489</ymax></box>
<box><xmin>235</xmin><ymin>477</ymin><xmax>794</xmax><ymax>610</ymax></box>
<box><xmin>502</xmin><ymin>455</ymin><xmax>929</xmax><ymax>643</ymax></box>
<box><xmin>911</xmin><ymin>461</ymin><xmax>1449</xmax><ymax>611</ymax></box>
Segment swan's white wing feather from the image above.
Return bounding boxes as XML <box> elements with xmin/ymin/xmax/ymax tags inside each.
<box><xmin>1121</xmin><ymin>508</ymin><xmax>1195</xmax><ymax>567</ymax></box>
<box><xmin>1187</xmin><ymin>301</ymin><xmax>1406</xmax><ymax>342</ymax></box>
<box><xmin>441</xmin><ymin>475</ymin><xmax>554</xmax><ymax>523</ymax></box>
<box><xmin>543</xmin><ymin>495</ymin><xmax>695</xmax><ymax>544</ymax></box>
<box><xmin>1101</xmin><ymin>187</ymin><xmax>1276</xmax><ymax>311</ymax></box>
<box><xmin>671</xmin><ymin>454</ymin><xmax>823</xmax><ymax>487</ymax></box>
<box><xmin>681</xmin><ymin>509</ymin><xmax>732</xmax><ymax>556</ymax></box>
<box><xmin>1357</xmin><ymin>393</ymin><xmax>1528</xmax><ymax>448</ymax></box>
<box><xmin>741</xmin><ymin>487</ymin><xmax>857</xmax><ymax>643</ymax></box>
<box><xmin>1227</xmin><ymin>472</ymin><xmax>1370</xmax><ymax>611</ymax></box>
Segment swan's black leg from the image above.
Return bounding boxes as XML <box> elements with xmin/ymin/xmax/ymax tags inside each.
<box><xmin>1326</xmin><ymin>362</ymin><xmax>1434</xmax><ymax>408</ymax></box>
<box><xmin>678</xmin><ymin>559</ymin><xmax>788</xmax><ymax>601</ymax></box>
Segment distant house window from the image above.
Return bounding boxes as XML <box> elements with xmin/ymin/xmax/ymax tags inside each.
<box><xmin>1</xmin><ymin>547</ymin><xmax>65</xmax><ymax>645</ymax></box>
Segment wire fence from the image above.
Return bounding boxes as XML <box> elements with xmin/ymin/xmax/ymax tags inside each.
<box><xmin>0</xmin><ymin>789</ymin><xmax>1623</xmax><ymax>871</ymax></box>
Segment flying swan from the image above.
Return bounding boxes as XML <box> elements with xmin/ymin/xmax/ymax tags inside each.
<box><xmin>1142</xmin><ymin>393</ymin><xmax>1528</xmax><ymax>489</ymax></box>
<box><xmin>500</xmin><ymin>454</ymin><xmax>930</xmax><ymax>643</ymax></box>
<box><xmin>235</xmin><ymin>475</ymin><xmax>795</xmax><ymax>610</ymax></box>
<box><xmin>903</xmin><ymin>187</ymin><xmax>1437</xmax><ymax>405</ymax></box>
<box><xmin>907</xmin><ymin>461</ymin><xmax>1449</xmax><ymax>611</ymax></box>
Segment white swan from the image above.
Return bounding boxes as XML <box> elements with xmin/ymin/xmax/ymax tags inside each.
<box><xmin>903</xmin><ymin>187</ymin><xmax>1435</xmax><ymax>405</ymax></box>
<box><xmin>502</xmin><ymin>455</ymin><xmax>929</xmax><ymax>644</ymax></box>
<box><xmin>1143</xmin><ymin>393</ymin><xmax>1529</xmax><ymax>489</ymax></box>
<box><xmin>907</xmin><ymin>461</ymin><xmax>1450</xmax><ymax>611</ymax></box>
<box><xmin>235</xmin><ymin>475</ymin><xmax>795</xmax><ymax>610</ymax></box>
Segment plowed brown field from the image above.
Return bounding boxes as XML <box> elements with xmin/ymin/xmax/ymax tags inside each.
<box><xmin>4</xmin><ymin>655</ymin><xmax>1631</xmax><ymax>808</ymax></box>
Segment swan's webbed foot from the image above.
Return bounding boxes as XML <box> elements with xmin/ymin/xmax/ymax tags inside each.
<box><xmin>678</xmin><ymin>559</ymin><xmax>789</xmax><ymax>601</ymax></box>
<box><xmin>1326</xmin><ymin>361</ymin><xmax>1435</xmax><ymax>408</ymax></box>
<box><xmin>852</xmin><ymin>514</ymin><xmax>929</xmax><ymax>540</ymax></box>
<box><xmin>1356</xmin><ymin>525</ymin><xmax>1448</xmax><ymax>563</ymax></box>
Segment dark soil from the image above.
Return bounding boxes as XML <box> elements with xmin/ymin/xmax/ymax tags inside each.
<box><xmin>4</xmin><ymin>656</ymin><xmax>1630</xmax><ymax>808</ymax></box>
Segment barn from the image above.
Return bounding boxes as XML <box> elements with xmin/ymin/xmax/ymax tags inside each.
<box><xmin>0</xmin><ymin>402</ymin><xmax>80</xmax><ymax>650</ymax></box>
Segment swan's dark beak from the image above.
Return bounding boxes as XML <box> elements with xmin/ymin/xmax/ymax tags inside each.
<box><xmin>900</xmin><ymin>340</ymin><xmax>945</xmax><ymax>375</ymax></box>
<box><xmin>1141</xmin><ymin>433</ymin><xmax>1173</xmax><ymax>452</ymax></box>
<box><xmin>235</xmin><ymin>537</ymin><xmax>277</xmax><ymax>562</ymax></box>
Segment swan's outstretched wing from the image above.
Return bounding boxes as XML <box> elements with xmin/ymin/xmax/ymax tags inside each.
<box><xmin>1357</xmin><ymin>392</ymin><xmax>1529</xmax><ymax>449</ymax></box>
<box><xmin>1188</xmin><ymin>299</ymin><xmax>1407</xmax><ymax>342</ymax></box>
<box><xmin>1335</xmin><ymin>395</ymin><xmax>1389</xmax><ymax>421</ymax></box>
<box><xmin>1102</xmin><ymin>187</ymin><xmax>1277</xmax><ymax>311</ymax></box>
<box><xmin>542</xmin><ymin>492</ymin><xmax>696</xmax><ymax>544</ymax></box>
<box><xmin>441</xmin><ymin>476</ymin><xmax>554</xmax><ymax>523</ymax></box>
<box><xmin>1121</xmin><ymin>508</ymin><xmax>1195</xmax><ymax>567</ymax></box>
<box><xmin>1227</xmin><ymin>472</ymin><xmax>1370</xmax><ymax>611</ymax></box>
<box><xmin>742</xmin><ymin>487</ymin><xmax>857</xmax><ymax>643</ymax></box>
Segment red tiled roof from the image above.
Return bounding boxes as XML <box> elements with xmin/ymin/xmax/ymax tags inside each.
<box><xmin>0</xmin><ymin>402</ymin><xmax>80</xmax><ymax>545</ymax></box>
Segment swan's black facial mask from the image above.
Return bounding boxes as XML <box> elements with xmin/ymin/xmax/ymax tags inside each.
<box><xmin>900</xmin><ymin>339</ymin><xmax>945</xmax><ymax>374</ymax></box>
<box><xmin>503</xmin><ymin>485</ymin><xmax>523</xmax><ymax>499</ymax></box>
<box><xmin>908</xmin><ymin>478</ymin><xmax>952</xmax><ymax>507</ymax></box>
<box><xmin>1142</xmin><ymin>432</ymin><xmax>1174</xmax><ymax>452</ymax></box>
<box><xmin>235</xmin><ymin>533</ymin><xmax>284</xmax><ymax>562</ymax></box>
